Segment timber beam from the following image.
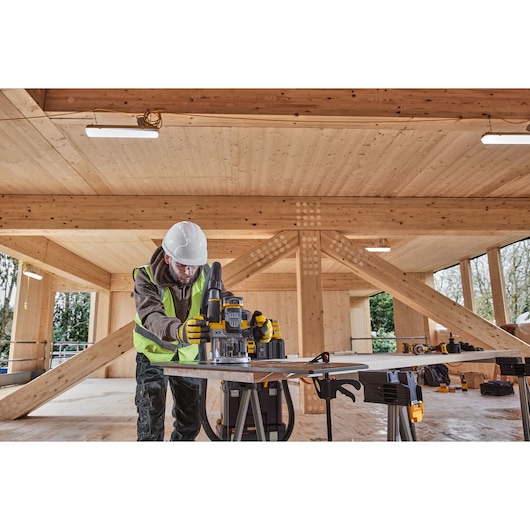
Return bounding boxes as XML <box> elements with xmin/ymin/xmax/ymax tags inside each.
<box><xmin>2</xmin><ymin>195</ymin><xmax>530</xmax><ymax>235</ymax></box>
<box><xmin>28</xmin><ymin>88</ymin><xmax>530</xmax><ymax>120</ymax></box>
<box><xmin>0</xmin><ymin>235</ymin><xmax>111</xmax><ymax>290</ymax></box>
<box><xmin>222</xmin><ymin>231</ymin><xmax>299</xmax><ymax>287</ymax></box>
<box><xmin>109</xmin><ymin>271</ymin><xmax>375</xmax><ymax>293</ymax></box>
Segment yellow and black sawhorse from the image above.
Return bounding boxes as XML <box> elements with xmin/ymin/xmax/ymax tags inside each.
<box><xmin>358</xmin><ymin>369</ymin><xmax>424</xmax><ymax>441</ymax></box>
<box><xmin>495</xmin><ymin>357</ymin><xmax>530</xmax><ymax>441</ymax></box>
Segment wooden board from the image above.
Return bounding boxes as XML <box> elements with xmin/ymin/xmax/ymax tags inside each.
<box><xmin>330</xmin><ymin>349</ymin><xmax>522</xmax><ymax>371</ymax></box>
<box><xmin>159</xmin><ymin>359</ymin><xmax>368</xmax><ymax>384</ymax></box>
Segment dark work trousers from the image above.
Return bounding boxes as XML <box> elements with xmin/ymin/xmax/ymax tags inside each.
<box><xmin>135</xmin><ymin>352</ymin><xmax>201</xmax><ymax>441</ymax></box>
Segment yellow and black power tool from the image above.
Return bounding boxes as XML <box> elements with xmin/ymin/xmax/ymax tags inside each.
<box><xmin>401</xmin><ymin>342</ymin><xmax>450</xmax><ymax>355</ymax></box>
<box><xmin>208</xmin><ymin>295</ymin><xmax>255</xmax><ymax>364</ymax></box>
<box><xmin>200</xmin><ymin>261</ymin><xmax>273</xmax><ymax>364</ymax></box>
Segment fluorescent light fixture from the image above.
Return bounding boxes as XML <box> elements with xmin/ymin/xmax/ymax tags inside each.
<box><xmin>365</xmin><ymin>239</ymin><xmax>391</xmax><ymax>252</ymax></box>
<box><xmin>481</xmin><ymin>133</ymin><xmax>530</xmax><ymax>145</ymax></box>
<box><xmin>481</xmin><ymin>125</ymin><xmax>530</xmax><ymax>144</ymax></box>
<box><xmin>23</xmin><ymin>263</ymin><xmax>43</xmax><ymax>280</ymax></box>
<box><xmin>85</xmin><ymin>125</ymin><xmax>159</xmax><ymax>139</ymax></box>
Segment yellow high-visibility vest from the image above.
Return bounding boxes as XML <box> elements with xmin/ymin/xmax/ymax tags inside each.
<box><xmin>132</xmin><ymin>265</ymin><xmax>206</xmax><ymax>363</ymax></box>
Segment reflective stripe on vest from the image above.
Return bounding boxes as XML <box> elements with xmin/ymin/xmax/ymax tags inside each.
<box><xmin>133</xmin><ymin>265</ymin><xmax>206</xmax><ymax>363</ymax></box>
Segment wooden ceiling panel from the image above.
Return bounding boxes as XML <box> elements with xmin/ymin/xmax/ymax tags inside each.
<box><xmin>56</xmin><ymin>123</ymin><xmax>235</xmax><ymax>196</ymax></box>
<box><xmin>0</xmin><ymin>119</ymin><xmax>93</xmax><ymax>194</ymax></box>
<box><xmin>43</xmin><ymin>118</ymin><xmax>530</xmax><ymax>200</ymax></box>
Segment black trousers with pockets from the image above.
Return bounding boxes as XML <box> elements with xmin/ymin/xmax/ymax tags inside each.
<box><xmin>135</xmin><ymin>352</ymin><xmax>201</xmax><ymax>441</ymax></box>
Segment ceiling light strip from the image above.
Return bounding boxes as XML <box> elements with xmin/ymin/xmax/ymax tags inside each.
<box><xmin>85</xmin><ymin>125</ymin><xmax>159</xmax><ymax>139</ymax></box>
<box><xmin>481</xmin><ymin>133</ymin><xmax>530</xmax><ymax>145</ymax></box>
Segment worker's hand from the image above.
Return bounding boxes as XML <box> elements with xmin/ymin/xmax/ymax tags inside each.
<box><xmin>177</xmin><ymin>315</ymin><xmax>210</xmax><ymax>344</ymax></box>
<box><xmin>251</xmin><ymin>311</ymin><xmax>273</xmax><ymax>343</ymax></box>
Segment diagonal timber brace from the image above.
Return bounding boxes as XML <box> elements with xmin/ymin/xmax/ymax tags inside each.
<box><xmin>320</xmin><ymin>230</ymin><xmax>530</xmax><ymax>357</ymax></box>
<box><xmin>0</xmin><ymin>321</ymin><xmax>135</xmax><ymax>420</ymax></box>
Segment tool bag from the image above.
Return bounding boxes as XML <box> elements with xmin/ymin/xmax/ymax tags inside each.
<box><xmin>422</xmin><ymin>364</ymin><xmax>451</xmax><ymax>387</ymax></box>
<box><xmin>480</xmin><ymin>380</ymin><xmax>514</xmax><ymax>396</ymax></box>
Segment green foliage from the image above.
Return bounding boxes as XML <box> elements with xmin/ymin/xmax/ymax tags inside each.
<box><xmin>0</xmin><ymin>253</ymin><xmax>18</xmax><ymax>360</ymax></box>
<box><xmin>369</xmin><ymin>292</ymin><xmax>394</xmax><ymax>333</ymax></box>
<box><xmin>0</xmin><ymin>250</ymin><xmax>91</xmax><ymax>365</ymax></box>
<box><xmin>371</xmin><ymin>328</ymin><xmax>397</xmax><ymax>353</ymax></box>
<box><xmin>369</xmin><ymin>292</ymin><xmax>395</xmax><ymax>352</ymax></box>
<box><xmin>53</xmin><ymin>292</ymin><xmax>91</xmax><ymax>345</ymax></box>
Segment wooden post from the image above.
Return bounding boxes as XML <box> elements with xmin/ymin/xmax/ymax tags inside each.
<box><xmin>296</xmin><ymin>231</ymin><xmax>326</xmax><ymax>414</ymax></box>
<box><xmin>487</xmin><ymin>247</ymin><xmax>510</xmax><ymax>380</ymax></box>
<box><xmin>91</xmin><ymin>290</ymin><xmax>111</xmax><ymax>378</ymax></box>
<box><xmin>459</xmin><ymin>258</ymin><xmax>476</xmax><ymax>313</ymax></box>
<box><xmin>487</xmin><ymin>247</ymin><xmax>510</xmax><ymax>326</ymax></box>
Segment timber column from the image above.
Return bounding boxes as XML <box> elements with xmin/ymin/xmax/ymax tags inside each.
<box><xmin>296</xmin><ymin>231</ymin><xmax>326</xmax><ymax>414</ymax></box>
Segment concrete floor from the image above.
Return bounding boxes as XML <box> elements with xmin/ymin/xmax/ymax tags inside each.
<box><xmin>0</xmin><ymin>374</ymin><xmax>526</xmax><ymax>442</ymax></box>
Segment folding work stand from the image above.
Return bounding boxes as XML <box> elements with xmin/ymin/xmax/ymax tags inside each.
<box><xmin>359</xmin><ymin>369</ymin><xmax>424</xmax><ymax>441</ymax></box>
<box><xmin>495</xmin><ymin>357</ymin><xmax>530</xmax><ymax>441</ymax></box>
<box><xmin>159</xmin><ymin>359</ymin><xmax>368</xmax><ymax>441</ymax></box>
<box><xmin>229</xmin><ymin>382</ymin><xmax>267</xmax><ymax>441</ymax></box>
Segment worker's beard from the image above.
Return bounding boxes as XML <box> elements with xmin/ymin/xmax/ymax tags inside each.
<box><xmin>168</xmin><ymin>267</ymin><xmax>197</xmax><ymax>287</ymax></box>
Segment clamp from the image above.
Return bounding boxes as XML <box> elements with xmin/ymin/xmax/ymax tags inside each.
<box><xmin>309</xmin><ymin>352</ymin><xmax>361</xmax><ymax>441</ymax></box>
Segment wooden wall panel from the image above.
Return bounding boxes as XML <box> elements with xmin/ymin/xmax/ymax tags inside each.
<box><xmin>9</xmin><ymin>270</ymin><xmax>53</xmax><ymax>373</ymax></box>
<box><xmin>323</xmin><ymin>291</ymin><xmax>353</xmax><ymax>353</ymax></box>
<box><xmin>106</xmin><ymin>292</ymin><xmax>136</xmax><ymax>378</ymax></box>
<box><xmin>238</xmin><ymin>291</ymin><xmax>299</xmax><ymax>355</ymax></box>
<box><xmin>349</xmin><ymin>297</ymin><xmax>372</xmax><ymax>353</ymax></box>
<box><xmin>393</xmin><ymin>298</ymin><xmax>430</xmax><ymax>353</ymax></box>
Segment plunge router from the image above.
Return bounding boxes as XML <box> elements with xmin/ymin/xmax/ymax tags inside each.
<box><xmin>197</xmin><ymin>261</ymin><xmax>293</xmax><ymax>441</ymax></box>
<box><xmin>201</xmin><ymin>261</ymin><xmax>254</xmax><ymax>364</ymax></box>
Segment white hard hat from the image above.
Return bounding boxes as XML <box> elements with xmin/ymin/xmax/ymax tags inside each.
<box><xmin>162</xmin><ymin>221</ymin><xmax>208</xmax><ymax>266</ymax></box>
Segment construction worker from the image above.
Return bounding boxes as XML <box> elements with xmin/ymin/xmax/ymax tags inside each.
<box><xmin>132</xmin><ymin>221</ymin><xmax>273</xmax><ymax>441</ymax></box>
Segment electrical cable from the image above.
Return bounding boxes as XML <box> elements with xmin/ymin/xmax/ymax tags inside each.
<box><xmin>139</xmin><ymin>110</ymin><xmax>162</xmax><ymax>129</ymax></box>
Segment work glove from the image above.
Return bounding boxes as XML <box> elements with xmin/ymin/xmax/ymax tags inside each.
<box><xmin>250</xmin><ymin>311</ymin><xmax>273</xmax><ymax>343</ymax></box>
<box><xmin>177</xmin><ymin>315</ymin><xmax>210</xmax><ymax>344</ymax></box>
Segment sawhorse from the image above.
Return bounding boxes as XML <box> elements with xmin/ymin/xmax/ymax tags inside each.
<box><xmin>231</xmin><ymin>382</ymin><xmax>267</xmax><ymax>441</ymax></box>
<box><xmin>387</xmin><ymin>404</ymin><xmax>417</xmax><ymax>441</ymax></box>
<box><xmin>496</xmin><ymin>357</ymin><xmax>530</xmax><ymax>441</ymax></box>
<box><xmin>359</xmin><ymin>369</ymin><xmax>424</xmax><ymax>441</ymax></box>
